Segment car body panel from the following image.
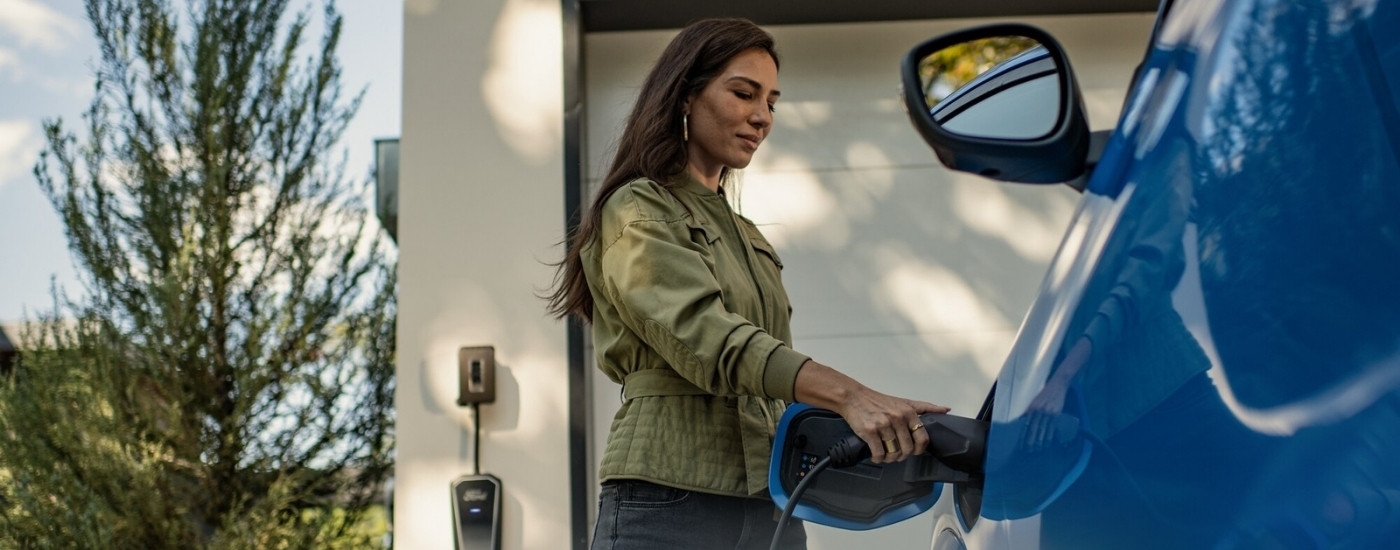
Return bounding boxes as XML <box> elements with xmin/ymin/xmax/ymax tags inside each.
<box><xmin>937</xmin><ymin>0</ymin><xmax>1400</xmax><ymax>548</ymax></box>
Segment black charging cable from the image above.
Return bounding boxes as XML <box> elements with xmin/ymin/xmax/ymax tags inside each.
<box><xmin>770</xmin><ymin>455</ymin><xmax>832</xmax><ymax>550</ymax></box>
<box><xmin>472</xmin><ymin>402</ymin><xmax>481</xmax><ymax>475</ymax></box>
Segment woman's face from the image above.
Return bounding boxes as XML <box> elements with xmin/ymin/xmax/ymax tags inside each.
<box><xmin>685</xmin><ymin>48</ymin><xmax>780</xmax><ymax>179</ymax></box>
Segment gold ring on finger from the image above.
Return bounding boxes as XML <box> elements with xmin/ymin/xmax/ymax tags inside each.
<box><xmin>882</xmin><ymin>438</ymin><xmax>898</xmax><ymax>453</ymax></box>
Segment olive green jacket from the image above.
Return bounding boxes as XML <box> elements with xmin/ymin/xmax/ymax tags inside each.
<box><xmin>581</xmin><ymin>175</ymin><xmax>810</xmax><ymax>497</ymax></box>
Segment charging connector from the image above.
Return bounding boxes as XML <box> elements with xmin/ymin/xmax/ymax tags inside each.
<box><xmin>767</xmin><ymin>407</ymin><xmax>991</xmax><ymax>548</ymax></box>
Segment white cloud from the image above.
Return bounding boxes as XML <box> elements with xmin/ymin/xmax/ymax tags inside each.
<box><xmin>0</xmin><ymin>119</ymin><xmax>40</xmax><ymax>191</ymax></box>
<box><xmin>0</xmin><ymin>0</ymin><xmax>81</xmax><ymax>51</ymax></box>
<box><xmin>0</xmin><ymin>47</ymin><xmax>17</xmax><ymax>75</ymax></box>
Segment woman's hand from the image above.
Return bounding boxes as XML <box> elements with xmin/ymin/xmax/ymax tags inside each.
<box><xmin>1024</xmin><ymin>378</ymin><xmax>1070</xmax><ymax>450</ymax></box>
<box><xmin>1024</xmin><ymin>336</ymin><xmax>1092</xmax><ymax>450</ymax></box>
<box><xmin>793</xmin><ymin>360</ymin><xmax>950</xmax><ymax>464</ymax></box>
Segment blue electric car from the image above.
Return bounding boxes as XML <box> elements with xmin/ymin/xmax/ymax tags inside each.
<box><xmin>771</xmin><ymin>0</ymin><xmax>1400</xmax><ymax>548</ymax></box>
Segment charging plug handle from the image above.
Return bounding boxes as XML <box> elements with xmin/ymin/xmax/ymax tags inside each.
<box><xmin>827</xmin><ymin>413</ymin><xmax>988</xmax><ymax>473</ymax></box>
<box><xmin>918</xmin><ymin>412</ymin><xmax>987</xmax><ymax>474</ymax></box>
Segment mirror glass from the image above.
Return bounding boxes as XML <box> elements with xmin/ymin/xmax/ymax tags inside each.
<box><xmin>919</xmin><ymin>36</ymin><xmax>1061</xmax><ymax>140</ymax></box>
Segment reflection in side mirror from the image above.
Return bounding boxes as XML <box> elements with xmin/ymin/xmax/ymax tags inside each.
<box><xmin>901</xmin><ymin>24</ymin><xmax>1091</xmax><ymax>185</ymax></box>
<box><xmin>920</xmin><ymin>38</ymin><xmax>1060</xmax><ymax>140</ymax></box>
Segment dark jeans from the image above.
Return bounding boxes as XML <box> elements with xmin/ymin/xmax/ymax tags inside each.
<box><xmin>591</xmin><ymin>480</ymin><xmax>807</xmax><ymax>550</ymax></box>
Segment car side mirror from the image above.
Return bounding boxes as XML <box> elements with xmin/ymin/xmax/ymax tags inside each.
<box><xmin>901</xmin><ymin>24</ymin><xmax>1092</xmax><ymax>185</ymax></box>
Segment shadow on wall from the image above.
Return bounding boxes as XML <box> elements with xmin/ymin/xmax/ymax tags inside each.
<box><xmin>737</xmin><ymin>125</ymin><xmax>1078</xmax><ymax>409</ymax></box>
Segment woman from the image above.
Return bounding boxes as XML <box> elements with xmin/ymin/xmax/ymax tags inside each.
<box><xmin>545</xmin><ymin>18</ymin><xmax>949</xmax><ymax>549</ymax></box>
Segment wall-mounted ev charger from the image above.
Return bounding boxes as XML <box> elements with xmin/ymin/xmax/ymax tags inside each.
<box><xmin>454</xmin><ymin>346</ymin><xmax>501</xmax><ymax>549</ymax></box>
<box><xmin>451</xmin><ymin>473</ymin><xmax>502</xmax><ymax>550</ymax></box>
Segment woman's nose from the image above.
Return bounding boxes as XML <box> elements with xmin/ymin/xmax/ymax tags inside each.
<box><xmin>750</xmin><ymin>107</ymin><xmax>771</xmax><ymax>129</ymax></box>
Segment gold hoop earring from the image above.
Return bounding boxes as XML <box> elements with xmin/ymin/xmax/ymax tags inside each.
<box><xmin>683</xmin><ymin>114</ymin><xmax>689</xmax><ymax>142</ymax></box>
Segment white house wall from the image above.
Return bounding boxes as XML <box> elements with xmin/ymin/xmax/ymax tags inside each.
<box><xmin>398</xmin><ymin>1</ymin><xmax>1152</xmax><ymax>548</ymax></box>
<box><xmin>399</xmin><ymin>0</ymin><xmax>569</xmax><ymax>548</ymax></box>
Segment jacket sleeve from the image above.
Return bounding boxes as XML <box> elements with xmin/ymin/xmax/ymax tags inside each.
<box><xmin>596</xmin><ymin>190</ymin><xmax>808</xmax><ymax>401</ymax></box>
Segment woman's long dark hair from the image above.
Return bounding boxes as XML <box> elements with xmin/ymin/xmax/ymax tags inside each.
<box><xmin>545</xmin><ymin>18</ymin><xmax>779</xmax><ymax>322</ymax></box>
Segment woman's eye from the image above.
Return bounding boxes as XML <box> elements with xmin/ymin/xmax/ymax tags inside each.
<box><xmin>768</xmin><ymin>104</ymin><xmax>777</xmax><ymax>114</ymax></box>
<box><xmin>735</xmin><ymin>91</ymin><xmax>752</xmax><ymax>100</ymax></box>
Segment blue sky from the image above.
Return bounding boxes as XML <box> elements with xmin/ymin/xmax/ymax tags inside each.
<box><xmin>0</xmin><ymin>0</ymin><xmax>402</xmax><ymax>324</ymax></box>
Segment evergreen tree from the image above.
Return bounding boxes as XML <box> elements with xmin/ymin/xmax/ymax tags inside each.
<box><xmin>0</xmin><ymin>0</ymin><xmax>396</xmax><ymax>547</ymax></box>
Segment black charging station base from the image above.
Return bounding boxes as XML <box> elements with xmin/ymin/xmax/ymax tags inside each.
<box><xmin>451</xmin><ymin>474</ymin><xmax>502</xmax><ymax>550</ymax></box>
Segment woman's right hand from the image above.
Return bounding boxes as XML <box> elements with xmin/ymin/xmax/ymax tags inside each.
<box><xmin>1024</xmin><ymin>336</ymin><xmax>1092</xmax><ymax>450</ymax></box>
<box><xmin>793</xmin><ymin>360</ymin><xmax>950</xmax><ymax>464</ymax></box>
